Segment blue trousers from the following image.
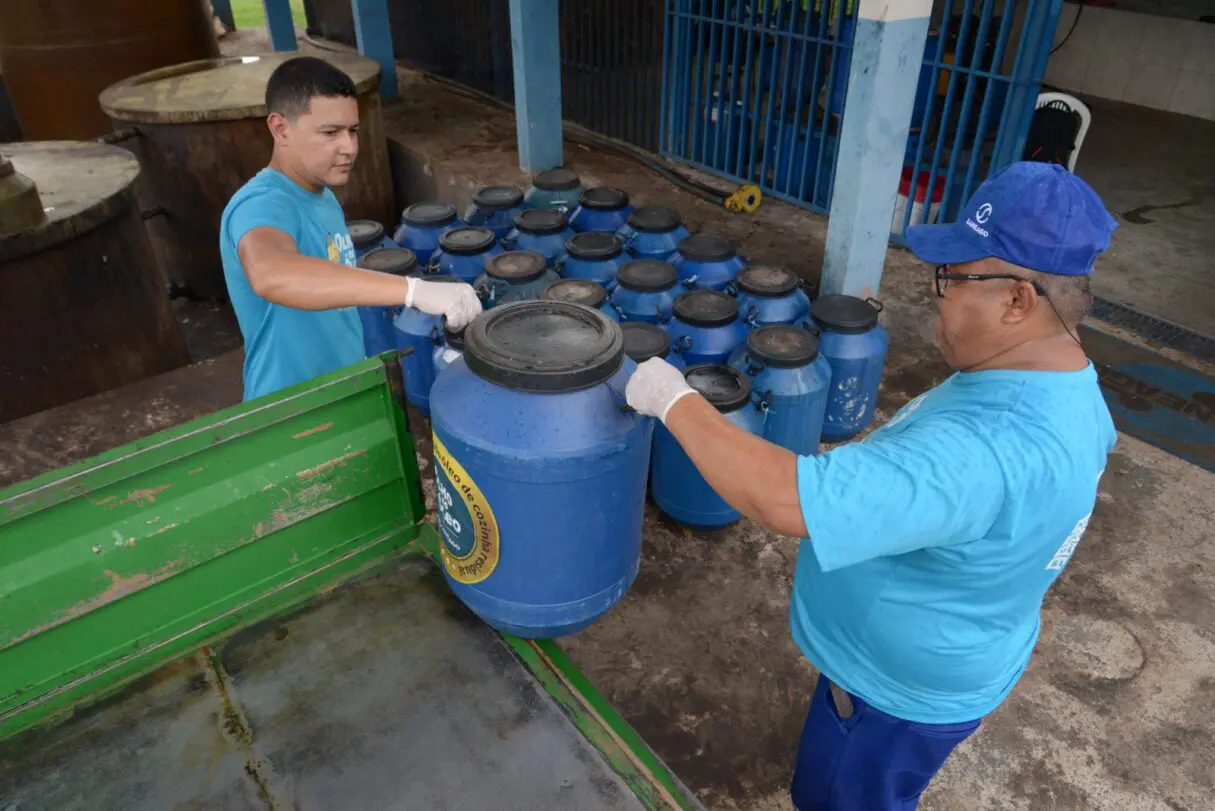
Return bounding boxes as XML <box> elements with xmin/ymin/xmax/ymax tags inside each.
<box><xmin>791</xmin><ymin>674</ymin><xmax>980</xmax><ymax>811</ymax></box>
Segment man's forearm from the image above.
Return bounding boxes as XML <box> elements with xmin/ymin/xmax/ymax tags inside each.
<box><xmin>253</xmin><ymin>252</ymin><xmax>411</xmax><ymax>311</ymax></box>
<box><xmin>663</xmin><ymin>396</ymin><xmax>808</xmax><ymax>537</ymax></box>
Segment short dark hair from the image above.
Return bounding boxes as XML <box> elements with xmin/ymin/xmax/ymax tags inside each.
<box><xmin>265</xmin><ymin>56</ymin><xmax>357</xmax><ymax>120</ymax></box>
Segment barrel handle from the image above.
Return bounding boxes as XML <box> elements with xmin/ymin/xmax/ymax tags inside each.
<box><xmin>866</xmin><ymin>297</ymin><xmax>884</xmax><ymax>313</ymax></box>
<box><xmin>500</xmin><ymin>235</ymin><xmax>517</xmax><ymax>250</ymax></box>
<box><xmin>553</xmin><ymin>203</ymin><xmax>570</xmax><ymax>216</ymax></box>
<box><xmin>801</xmin><ymin>320</ymin><xmax>820</xmax><ymax>337</ymax></box>
<box><xmin>425</xmin><ymin>256</ymin><xmax>444</xmax><ymax>275</ymax></box>
<box><xmin>724</xmin><ymin>281</ymin><xmax>738</xmax><ymax>297</ymax></box>
<box><xmin>554</xmin><ymin>256</ymin><xmax>566</xmax><ymax>274</ymax></box>
<box><xmin>430</xmin><ymin>325</ymin><xmax>443</xmax><ymax>345</ymax></box>
<box><xmin>604</xmin><ymin>373</ymin><xmax>637</xmax><ymax>415</ymax></box>
<box><xmin>744</xmin><ymin>304</ymin><xmax>760</xmax><ymax>328</ymax></box>
<box><xmin>753</xmin><ymin>389</ymin><xmax>773</xmax><ymax>414</ymax></box>
<box><xmin>673</xmin><ymin>335</ymin><xmax>694</xmax><ymax>353</ymax></box>
<box><xmin>609</xmin><ymin>300</ymin><xmax>625</xmax><ymax>320</ymax></box>
<box><xmin>620</xmin><ymin>229</ymin><xmax>638</xmax><ymax>246</ymax></box>
<box><xmin>681</xmin><ymin>274</ymin><xmax>699</xmax><ymax>289</ymax></box>
<box><xmin>743</xmin><ymin>355</ymin><xmax>765</xmax><ymax>376</ymax></box>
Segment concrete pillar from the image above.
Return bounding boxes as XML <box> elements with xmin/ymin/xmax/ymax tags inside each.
<box><xmin>352</xmin><ymin>0</ymin><xmax>400</xmax><ymax>100</ymax></box>
<box><xmin>821</xmin><ymin>0</ymin><xmax>932</xmax><ymax>298</ymax></box>
<box><xmin>508</xmin><ymin>0</ymin><xmax>564</xmax><ymax>173</ymax></box>
<box><xmin>262</xmin><ymin>0</ymin><xmax>298</xmax><ymax>51</ymax></box>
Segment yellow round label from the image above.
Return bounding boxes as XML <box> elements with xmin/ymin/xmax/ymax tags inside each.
<box><xmin>433</xmin><ymin>433</ymin><xmax>500</xmax><ymax>584</ymax></box>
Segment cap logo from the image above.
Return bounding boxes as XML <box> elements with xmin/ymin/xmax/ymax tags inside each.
<box><xmin>965</xmin><ymin>202</ymin><xmax>992</xmax><ymax>238</ymax></box>
<box><xmin>975</xmin><ymin>203</ymin><xmax>993</xmax><ymax>224</ymax></box>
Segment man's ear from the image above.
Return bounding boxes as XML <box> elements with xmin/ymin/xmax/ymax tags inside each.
<box><xmin>267</xmin><ymin>111</ymin><xmax>290</xmax><ymax>143</ymax></box>
<box><xmin>1002</xmin><ymin>279</ymin><xmax>1040</xmax><ymax>325</ymax></box>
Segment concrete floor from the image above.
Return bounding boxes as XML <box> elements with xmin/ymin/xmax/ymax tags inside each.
<box><xmin>5</xmin><ymin>28</ymin><xmax>1208</xmax><ymax>811</ymax></box>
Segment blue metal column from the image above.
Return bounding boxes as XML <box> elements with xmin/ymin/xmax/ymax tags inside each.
<box><xmin>508</xmin><ymin>0</ymin><xmax>564</xmax><ymax>173</ymax></box>
<box><xmin>352</xmin><ymin>0</ymin><xmax>400</xmax><ymax>100</ymax></box>
<box><xmin>211</xmin><ymin>0</ymin><xmax>235</xmax><ymax>31</ymax></box>
<box><xmin>262</xmin><ymin>0</ymin><xmax>298</xmax><ymax>51</ymax></box>
<box><xmin>821</xmin><ymin>0</ymin><xmax>932</xmax><ymax>298</ymax></box>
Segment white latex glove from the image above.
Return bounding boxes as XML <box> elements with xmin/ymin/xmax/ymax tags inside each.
<box><xmin>406</xmin><ymin>277</ymin><xmax>482</xmax><ymax>330</ymax></box>
<box><xmin>625</xmin><ymin>358</ymin><xmax>696</xmax><ymax>423</ymax></box>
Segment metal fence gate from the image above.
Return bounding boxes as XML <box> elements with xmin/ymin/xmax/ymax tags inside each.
<box><xmin>660</xmin><ymin>0</ymin><xmax>1064</xmax><ymax>231</ymax></box>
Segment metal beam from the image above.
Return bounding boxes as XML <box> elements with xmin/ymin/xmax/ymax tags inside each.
<box><xmin>352</xmin><ymin>0</ymin><xmax>400</xmax><ymax>100</ymax></box>
<box><xmin>211</xmin><ymin>0</ymin><xmax>235</xmax><ymax>31</ymax></box>
<box><xmin>821</xmin><ymin>0</ymin><xmax>932</xmax><ymax>298</ymax></box>
<box><xmin>262</xmin><ymin>0</ymin><xmax>298</xmax><ymax>51</ymax></box>
<box><xmin>508</xmin><ymin>0</ymin><xmax>563</xmax><ymax>174</ymax></box>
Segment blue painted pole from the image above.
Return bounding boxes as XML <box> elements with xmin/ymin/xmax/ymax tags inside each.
<box><xmin>821</xmin><ymin>0</ymin><xmax>932</xmax><ymax>298</ymax></box>
<box><xmin>211</xmin><ymin>0</ymin><xmax>235</xmax><ymax>31</ymax></box>
<box><xmin>352</xmin><ymin>0</ymin><xmax>399</xmax><ymax>100</ymax></box>
<box><xmin>508</xmin><ymin>0</ymin><xmax>564</xmax><ymax>174</ymax></box>
<box><xmin>262</xmin><ymin>0</ymin><xmax>298</xmax><ymax>51</ymax></box>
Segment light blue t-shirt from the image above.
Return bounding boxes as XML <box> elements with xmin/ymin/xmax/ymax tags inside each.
<box><xmin>793</xmin><ymin>364</ymin><xmax>1116</xmax><ymax>724</ymax></box>
<box><xmin>220</xmin><ymin>168</ymin><xmax>364</xmax><ymax>401</ymax></box>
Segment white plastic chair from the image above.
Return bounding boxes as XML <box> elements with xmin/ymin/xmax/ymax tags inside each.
<box><xmin>1033</xmin><ymin>91</ymin><xmax>1091</xmax><ymax>172</ymax></box>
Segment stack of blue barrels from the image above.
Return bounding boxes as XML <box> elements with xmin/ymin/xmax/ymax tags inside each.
<box><xmin>351</xmin><ymin>167</ymin><xmax>888</xmax><ymax>641</ymax></box>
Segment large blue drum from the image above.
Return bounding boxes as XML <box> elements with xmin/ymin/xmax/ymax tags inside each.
<box><xmin>428</xmin><ymin>226</ymin><xmax>502</xmax><ymax>283</ymax></box>
<box><xmin>670</xmin><ymin>234</ymin><xmax>746</xmax><ymax>291</ymax></box>
<box><xmin>560</xmin><ymin>232</ymin><xmax>628</xmax><ymax>291</ymax></box>
<box><xmin>393</xmin><ymin>202</ymin><xmax>460</xmax><ymax>265</ymax></box>
<box><xmin>474</xmin><ymin>250</ymin><xmax>561</xmax><ymax>308</ymax></box>
<box><xmin>463</xmin><ymin>186</ymin><xmax>525</xmax><ymax>240</ymax></box>
<box><xmin>666</xmin><ymin>290</ymin><xmax>749</xmax><ymax>366</ymax></box>
<box><xmin>616</xmin><ymin>206</ymin><xmax>690</xmax><ymax>261</ymax></box>
<box><xmin>348</xmin><ymin>219</ymin><xmax>395</xmax><ymax>257</ymax></box>
<box><xmin>502</xmin><ymin>208</ymin><xmax>575</xmax><ymax>268</ymax></box>
<box><xmin>394</xmin><ymin>276</ymin><xmax>465</xmax><ymax>415</ymax></box>
<box><xmin>810</xmin><ymin>295</ymin><xmax>890</xmax><ymax>442</ymax></box>
<box><xmin>729</xmin><ymin>325</ymin><xmax>832</xmax><ymax>456</ymax></box>
<box><xmin>621</xmin><ymin>322</ymin><xmax>685</xmax><ymax>370</ymax></box>
<box><xmin>540</xmin><ymin>278</ymin><xmax>617</xmax><ymax>320</ymax></box>
<box><xmin>356</xmin><ymin>247</ymin><xmax>417</xmax><ymax>356</ymax></box>
<box><xmin>733</xmin><ymin>265</ymin><xmax>811</xmax><ymax>328</ymax></box>
<box><xmin>609</xmin><ymin>260</ymin><xmax>679</xmax><ymax>324</ymax></box>
<box><xmin>524</xmin><ymin>167</ymin><xmax>583</xmax><ymax>211</ymax></box>
<box><xmin>651</xmin><ymin>365</ymin><xmax>764</xmax><ymax>528</ymax></box>
<box><xmin>429</xmin><ymin>300</ymin><xmax>652</xmax><ymax>638</ymax></box>
<box><xmin>569</xmin><ymin>187</ymin><xmax>633</xmax><ymax>234</ymax></box>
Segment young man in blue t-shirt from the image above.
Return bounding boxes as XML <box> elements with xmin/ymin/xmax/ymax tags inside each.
<box><xmin>624</xmin><ymin>163</ymin><xmax>1120</xmax><ymax>810</ymax></box>
<box><xmin>220</xmin><ymin>57</ymin><xmax>480</xmax><ymax>401</ymax></box>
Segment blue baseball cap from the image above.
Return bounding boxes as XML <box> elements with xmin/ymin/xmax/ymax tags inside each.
<box><xmin>905</xmin><ymin>162</ymin><xmax>1118</xmax><ymax>276</ymax></box>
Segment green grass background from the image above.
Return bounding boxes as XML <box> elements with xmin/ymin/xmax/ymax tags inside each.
<box><xmin>228</xmin><ymin>0</ymin><xmax>308</xmax><ymax>29</ymax></box>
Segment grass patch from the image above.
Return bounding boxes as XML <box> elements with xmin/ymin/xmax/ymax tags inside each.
<box><xmin>228</xmin><ymin>0</ymin><xmax>308</xmax><ymax>30</ymax></box>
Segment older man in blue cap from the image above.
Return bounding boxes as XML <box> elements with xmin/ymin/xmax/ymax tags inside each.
<box><xmin>624</xmin><ymin>162</ymin><xmax>1120</xmax><ymax>810</ymax></box>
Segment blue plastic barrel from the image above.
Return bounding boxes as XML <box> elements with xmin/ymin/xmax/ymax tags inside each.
<box><xmin>540</xmin><ymin>278</ymin><xmax>617</xmax><ymax>320</ymax></box>
<box><xmin>621</xmin><ymin>321</ymin><xmax>685</xmax><ymax>370</ymax></box>
<box><xmin>428</xmin><ymin>226</ymin><xmax>502</xmax><ymax>283</ymax></box>
<box><xmin>667</xmin><ymin>290</ymin><xmax>749</xmax><ymax>366</ymax></box>
<box><xmin>810</xmin><ymin>295</ymin><xmax>890</xmax><ymax>442</ymax></box>
<box><xmin>432</xmin><ymin>322</ymin><xmax>466</xmax><ymax>377</ymax></box>
<box><xmin>569</xmin><ymin>187</ymin><xmax>633</xmax><ymax>234</ymax></box>
<box><xmin>463</xmin><ymin>186</ymin><xmax>525</xmax><ymax>240</ymax></box>
<box><xmin>609</xmin><ymin>260</ymin><xmax>679</xmax><ymax>324</ymax></box>
<box><xmin>502</xmin><ymin>208</ymin><xmax>575</xmax><ymax>268</ymax></box>
<box><xmin>616</xmin><ymin>206</ymin><xmax>691</xmax><ymax>261</ymax></box>
<box><xmin>523</xmin><ymin>167</ymin><xmax>583</xmax><ymax>211</ymax></box>
<box><xmin>474</xmin><ymin>250</ymin><xmax>561</xmax><ymax>309</ymax></box>
<box><xmin>671</xmin><ymin>234</ymin><xmax>746</xmax><ymax>291</ymax></box>
<box><xmin>348</xmin><ymin>219</ymin><xmax>395</xmax><ymax>258</ymax></box>
<box><xmin>394</xmin><ymin>276</ymin><xmax>465</xmax><ymax>415</ymax></box>
<box><xmin>356</xmin><ymin>247</ymin><xmax>417</xmax><ymax>356</ymax></box>
<box><xmin>651</xmin><ymin>365</ymin><xmax>764</xmax><ymax>528</ymax></box>
<box><xmin>729</xmin><ymin>325</ymin><xmax>832</xmax><ymax>456</ymax></box>
<box><xmin>560</xmin><ymin>232</ymin><xmax>628</xmax><ymax>291</ymax></box>
<box><xmin>393</xmin><ymin>202</ymin><xmax>460</xmax><ymax>265</ymax></box>
<box><xmin>429</xmin><ymin>300</ymin><xmax>652</xmax><ymax>638</ymax></box>
<box><xmin>733</xmin><ymin>265</ymin><xmax>811</xmax><ymax>328</ymax></box>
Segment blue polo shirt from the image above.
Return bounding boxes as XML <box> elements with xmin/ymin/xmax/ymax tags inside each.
<box><xmin>793</xmin><ymin>365</ymin><xmax>1116</xmax><ymax>724</ymax></box>
<box><xmin>220</xmin><ymin>168</ymin><xmax>365</xmax><ymax>401</ymax></box>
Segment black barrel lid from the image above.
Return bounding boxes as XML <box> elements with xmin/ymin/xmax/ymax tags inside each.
<box><xmin>531</xmin><ymin>167</ymin><xmax>581</xmax><ymax>192</ymax></box>
<box><xmin>627</xmin><ymin>205</ymin><xmax>682</xmax><ymax>233</ymax></box>
<box><xmin>621</xmin><ymin>322</ymin><xmax>671</xmax><ymax>364</ymax></box>
<box><xmin>541</xmin><ymin>278</ymin><xmax>608</xmax><ymax>309</ymax></box>
<box><xmin>736</xmin><ymin>265</ymin><xmax>799</xmax><ymax>298</ymax></box>
<box><xmin>347</xmin><ymin>219</ymin><xmax>385</xmax><ymax>250</ymax></box>
<box><xmin>358</xmin><ymin>246</ymin><xmax>418</xmax><ymax>276</ymax></box>
<box><xmin>485</xmin><ymin>250</ymin><xmax>548</xmax><ymax>282</ymax></box>
<box><xmin>566</xmin><ymin>231</ymin><xmax>623</xmax><ymax>260</ymax></box>
<box><xmin>443</xmin><ymin>320</ymin><xmax>466</xmax><ymax>350</ymax></box>
<box><xmin>811</xmin><ymin>295</ymin><xmax>881</xmax><ymax>334</ymax></box>
<box><xmin>513</xmin><ymin>207</ymin><xmax>568</xmax><ymax>235</ymax></box>
<box><xmin>463</xmin><ymin>300</ymin><xmax>624</xmax><ymax>393</ymax></box>
<box><xmin>673</xmin><ymin>290</ymin><xmax>738</xmax><ymax>327</ymax></box>
<box><xmin>472</xmin><ymin>185</ymin><xmax>524</xmax><ymax>210</ymax></box>
<box><xmin>684</xmin><ymin>365</ymin><xmax>751</xmax><ymax>413</ymax></box>
<box><xmin>616</xmin><ymin>260</ymin><xmax>678</xmax><ymax>292</ymax></box>
<box><xmin>438</xmin><ymin>225</ymin><xmax>496</xmax><ymax>255</ymax></box>
<box><xmin>678</xmin><ymin>234</ymin><xmax>736</xmax><ymax>263</ymax></box>
<box><xmin>747</xmin><ymin>325</ymin><xmax>819</xmax><ymax>367</ymax></box>
<box><xmin>578</xmin><ymin>186</ymin><xmax>630</xmax><ymax>211</ymax></box>
<box><xmin>402</xmin><ymin>201</ymin><xmax>458</xmax><ymax>228</ymax></box>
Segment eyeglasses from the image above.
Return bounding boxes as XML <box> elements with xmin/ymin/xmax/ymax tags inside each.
<box><xmin>934</xmin><ymin>264</ymin><xmax>1046</xmax><ymax>299</ymax></box>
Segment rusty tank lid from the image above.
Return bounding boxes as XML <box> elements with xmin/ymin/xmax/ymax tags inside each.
<box><xmin>98</xmin><ymin>52</ymin><xmax>381</xmax><ymax>125</ymax></box>
<box><xmin>0</xmin><ymin>141</ymin><xmax>140</xmax><ymax>263</ymax></box>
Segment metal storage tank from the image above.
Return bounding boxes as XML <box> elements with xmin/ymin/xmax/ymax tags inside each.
<box><xmin>99</xmin><ymin>52</ymin><xmax>393</xmax><ymax>300</ymax></box>
<box><xmin>0</xmin><ymin>142</ymin><xmax>189</xmax><ymax>423</ymax></box>
<box><xmin>0</xmin><ymin>0</ymin><xmax>218</xmax><ymax>140</ymax></box>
